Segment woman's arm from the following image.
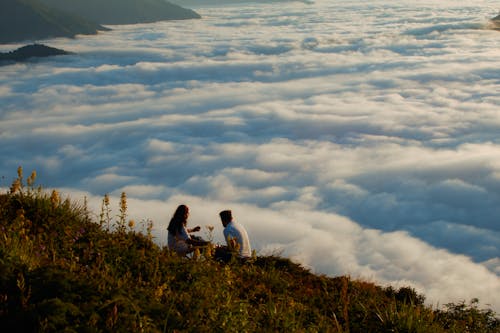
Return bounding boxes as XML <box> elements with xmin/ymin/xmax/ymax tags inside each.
<box><xmin>188</xmin><ymin>225</ymin><xmax>201</xmax><ymax>232</ymax></box>
<box><xmin>188</xmin><ymin>225</ymin><xmax>201</xmax><ymax>233</ymax></box>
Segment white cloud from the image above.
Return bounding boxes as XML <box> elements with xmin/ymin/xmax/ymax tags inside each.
<box><xmin>117</xmin><ymin>184</ymin><xmax>171</xmax><ymax>198</ymax></box>
<box><xmin>1</xmin><ymin>0</ymin><xmax>500</xmax><ymax>312</ymax></box>
<box><xmin>482</xmin><ymin>258</ymin><xmax>500</xmax><ymax>276</ymax></box>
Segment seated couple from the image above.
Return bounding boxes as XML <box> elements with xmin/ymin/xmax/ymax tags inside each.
<box><xmin>167</xmin><ymin>205</ymin><xmax>252</xmax><ymax>262</ymax></box>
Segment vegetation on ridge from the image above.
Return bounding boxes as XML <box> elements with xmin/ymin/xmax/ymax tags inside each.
<box><xmin>1</xmin><ymin>0</ymin><xmax>200</xmax><ymax>44</ymax></box>
<box><xmin>0</xmin><ymin>167</ymin><xmax>499</xmax><ymax>332</ymax></box>
<box><xmin>0</xmin><ymin>0</ymin><xmax>106</xmax><ymax>44</ymax></box>
<box><xmin>40</xmin><ymin>0</ymin><xmax>201</xmax><ymax>25</ymax></box>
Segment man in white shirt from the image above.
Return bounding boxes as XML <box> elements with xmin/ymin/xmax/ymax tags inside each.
<box><xmin>219</xmin><ymin>210</ymin><xmax>252</xmax><ymax>260</ymax></box>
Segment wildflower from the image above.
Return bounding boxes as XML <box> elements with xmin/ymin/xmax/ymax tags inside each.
<box><xmin>145</xmin><ymin>219</ymin><xmax>154</xmax><ymax>240</ymax></box>
<box><xmin>193</xmin><ymin>247</ymin><xmax>200</xmax><ymax>260</ymax></box>
<box><xmin>101</xmin><ymin>194</ymin><xmax>111</xmax><ymax>229</ymax></box>
<box><xmin>120</xmin><ymin>192</ymin><xmax>127</xmax><ymax>215</ymax></box>
<box><xmin>17</xmin><ymin>166</ymin><xmax>23</xmax><ymax>181</ymax></box>
<box><xmin>16</xmin><ymin>208</ymin><xmax>25</xmax><ymax>221</ymax></box>
<box><xmin>204</xmin><ymin>242</ymin><xmax>215</xmax><ymax>258</ymax></box>
<box><xmin>62</xmin><ymin>198</ymin><xmax>70</xmax><ymax>209</ymax></box>
<box><xmin>50</xmin><ymin>190</ymin><xmax>60</xmax><ymax>208</ymax></box>
<box><xmin>83</xmin><ymin>196</ymin><xmax>89</xmax><ymax>213</ymax></box>
<box><xmin>10</xmin><ymin>179</ymin><xmax>21</xmax><ymax>194</ymax></box>
<box><xmin>128</xmin><ymin>220</ymin><xmax>135</xmax><ymax>228</ymax></box>
<box><xmin>119</xmin><ymin>192</ymin><xmax>127</xmax><ymax>229</ymax></box>
<box><xmin>27</xmin><ymin>170</ymin><xmax>36</xmax><ymax>188</ymax></box>
<box><xmin>205</xmin><ymin>225</ymin><xmax>215</xmax><ymax>242</ymax></box>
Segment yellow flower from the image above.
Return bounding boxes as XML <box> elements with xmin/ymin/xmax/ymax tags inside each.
<box><xmin>50</xmin><ymin>190</ymin><xmax>60</xmax><ymax>208</ymax></box>
<box><xmin>193</xmin><ymin>247</ymin><xmax>200</xmax><ymax>260</ymax></box>
<box><xmin>10</xmin><ymin>179</ymin><xmax>21</xmax><ymax>194</ymax></box>
<box><xmin>27</xmin><ymin>170</ymin><xmax>36</xmax><ymax>187</ymax></box>
<box><xmin>120</xmin><ymin>192</ymin><xmax>127</xmax><ymax>212</ymax></box>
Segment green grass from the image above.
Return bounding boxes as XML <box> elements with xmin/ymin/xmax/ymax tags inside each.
<box><xmin>1</xmin><ymin>167</ymin><xmax>499</xmax><ymax>332</ymax></box>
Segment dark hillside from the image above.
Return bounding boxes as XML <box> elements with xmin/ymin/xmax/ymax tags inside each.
<box><xmin>0</xmin><ymin>0</ymin><xmax>106</xmax><ymax>44</ymax></box>
<box><xmin>40</xmin><ymin>0</ymin><xmax>201</xmax><ymax>25</ymax></box>
<box><xmin>0</xmin><ymin>44</ymin><xmax>70</xmax><ymax>63</ymax></box>
<box><xmin>0</xmin><ymin>168</ymin><xmax>498</xmax><ymax>332</ymax></box>
<box><xmin>492</xmin><ymin>13</ymin><xmax>500</xmax><ymax>30</ymax></box>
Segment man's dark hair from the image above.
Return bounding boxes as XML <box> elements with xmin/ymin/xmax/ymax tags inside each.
<box><xmin>219</xmin><ymin>210</ymin><xmax>232</xmax><ymax>222</ymax></box>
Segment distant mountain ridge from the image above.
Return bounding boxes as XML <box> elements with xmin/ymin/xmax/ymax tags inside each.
<box><xmin>1</xmin><ymin>0</ymin><xmax>200</xmax><ymax>44</ymax></box>
<box><xmin>0</xmin><ymin>0</ymin><xmax>106</xmax><ymax>44</ymax></box>
<box><xmin>40</xmin><ymin>0</ymin><xmax>201</xmax><ymax>25</ymax></box>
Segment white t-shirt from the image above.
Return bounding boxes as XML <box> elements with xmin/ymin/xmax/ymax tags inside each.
<box><xmin>223</xmin><ymin>221</ymin><xmax>251</xmax><ymax>258</ymax></box>
<box><xmin>168</xmin><ymin>225</ymin><xmax>190</xmax><ymax>255</ymax></box>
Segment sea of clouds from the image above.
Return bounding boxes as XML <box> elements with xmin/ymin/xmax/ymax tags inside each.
<box><xmin>1</xmin><ymin>0</ymin><xmax>499</xmax><ymax>311</ymax></box>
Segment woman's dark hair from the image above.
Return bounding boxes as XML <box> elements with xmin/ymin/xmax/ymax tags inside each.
<box><xmin>167</xmin><ymin>205</ymin><xmax>189</xmax><ymax>234</ymax></box>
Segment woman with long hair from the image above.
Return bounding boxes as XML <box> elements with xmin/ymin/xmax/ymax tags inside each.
<box><xmin>167</xmin><ymin>204</ymin><xmax>207</xmax><ymax>256</ymax></box>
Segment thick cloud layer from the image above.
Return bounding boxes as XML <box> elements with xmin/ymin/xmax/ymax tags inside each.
<box><xmin>1</xmin><ymin>0</ymin><xmax>499</xmax><ymax>311</ymax></box>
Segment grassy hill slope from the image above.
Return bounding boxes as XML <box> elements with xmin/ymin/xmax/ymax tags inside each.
<box><xmin>0</xmin><ymin>168</ymin><xmax>498</xmax><ymax>332</ymax></box>
<box><xmin>0</xmin><ymin>0</ymin><xmax>106</xmax><ymax>44</ymax></box>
